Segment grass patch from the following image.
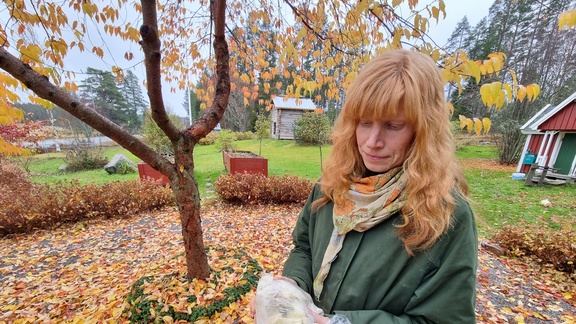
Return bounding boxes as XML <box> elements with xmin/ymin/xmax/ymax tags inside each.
<box><xmin>456</xmin><ymin>144</ymin><xmax>498</xmax><ymax>159</ymax></box>
<box><xmin>10</xmin><ymin>141</ymin><xmax>575</xmax><ymax>237</ymax></box>
<box><xmin>466</xmin><ymin>168</ymin><xmax>575</xmax><ymax>236</ymax></box>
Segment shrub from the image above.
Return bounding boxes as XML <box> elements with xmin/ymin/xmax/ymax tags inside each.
<box><xmin>198</xmin><ymin>131</ymin><xmax>219</xmax><ymax>145</ymax></box>
<box><xmin>116</xmin><ymin>160</ymin><xmax>137</xmax><ymax>174</ymax></box>
<box><xmin>64</xmin><ymin>148</ymin><xmax>108</xmax><ymax>172</ymax></box>
<box><xmin>493</xmin><ymin>220</ymin><xmax>575</xmax><ymax>278</ymax></box>
<box><xmin>235</xmin><ymin>131</ymin><xmax>255</xmax><ymax>140</ymax></box>
<box><xmin>293</xmin><ymin>112</ymin><xmax>331</xmax><ymax>145</ymax></box>
<box><xmin>215</xmin><ymin>129</ymin><xmax>237</xmax><ymax>151</ymax></box>
<box><xmin>0</xmin><ymin>162</ymin><xmax>36</xmax><ymax>224</ymax></box>
<box><xmin>0</xmin><ymin>167</ymin><xmax>175</xmax><ymax>235</ymax></box>
<box><xmin>214</xmin><ymin>173</ymin><xmax>313</xmax><ymax>204</ymax></box>
<box><xmin>254</xmin><ymin>114</ymin><xmax>270</xmax><ymax>155</ymax></box>
<box><xmin>141</xmin><ymin>109</ymin><xmax>184</xmax><ymax>153</ymax></box>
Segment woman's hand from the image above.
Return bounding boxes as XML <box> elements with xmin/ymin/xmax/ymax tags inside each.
<box><xmin>272</xmin><ymin>275</ymin><xmax>297</xmax><ymax>286</ymax></box>
<box><xmin>250</xmin><ymin>275</ymin><xmax>329</xmax><ymax>323</ymax></box>
<box><xmin>250</xmin><ymin>275</ymin><xmax>297</xmax><ymax>319</ymax></box>
<box><xmin>311</xmin><ymin>310</ymin><xmax>330</xmax><ymax>324</ymax></box>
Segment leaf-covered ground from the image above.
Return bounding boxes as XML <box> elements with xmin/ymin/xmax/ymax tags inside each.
<box><xmin>0</xmin><ymin>203</ymin><xmax>574</xmax><ymax>323</ymax></box>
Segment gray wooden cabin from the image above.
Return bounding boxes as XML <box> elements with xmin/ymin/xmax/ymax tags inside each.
<box><xmin>270</xmin><ymin>96</ymin><xmax>317</xmax><ymax>140</ymax></box>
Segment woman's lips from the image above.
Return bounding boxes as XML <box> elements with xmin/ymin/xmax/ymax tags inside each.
<box><xmin>365</xmin><ymin>152</ymin><xmax>386</xmax><ymax>160</ymax></box>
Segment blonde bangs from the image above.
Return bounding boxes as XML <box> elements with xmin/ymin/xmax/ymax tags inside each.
<box><xmin>341</xmin><ymin>55</ymin><xmax>424</xmax><ymax>129</ymax></box>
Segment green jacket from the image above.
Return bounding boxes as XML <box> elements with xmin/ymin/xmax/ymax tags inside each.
<box><xmin>282</xmin><ymin>184</ymin><xmax>478</xmax><ymax>323</ymax></box>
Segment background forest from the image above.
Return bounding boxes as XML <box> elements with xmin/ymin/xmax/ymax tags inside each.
<box><xmin>446</xmin><ymin>0</ymin><xmax>576</xmax><ymax>163</ymax></box>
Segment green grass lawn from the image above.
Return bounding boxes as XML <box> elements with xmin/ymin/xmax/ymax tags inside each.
<box><xmin>464</xmin><ymin>168</ymin><xmax>574</xmax><ymax>236</ymax></box>
<box><xmin>13</xmin><ymin>139</ymin><xmax>574</xmax><ymax>236</ymax></box>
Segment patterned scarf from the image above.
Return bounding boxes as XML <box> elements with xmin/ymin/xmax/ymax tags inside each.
<box><xmin>312</xmin><ymin>167</ymin><xmax>408</xmax><ymax>301</ymax></box>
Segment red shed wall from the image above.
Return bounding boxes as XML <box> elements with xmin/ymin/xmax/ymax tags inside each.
<box><xmin>521</xmin><ymin>135</ymin><xmax>543</xmax><ymax>173</ymax></box>
<box><xmin>540</xmin><ymin>101</ymin><xmax>576</xmax><ymax>131</ymax></box>
<box><xmin>519</xmin><ymin>134</ymin><xmax>560</xmax><ymax>173</ymax></box>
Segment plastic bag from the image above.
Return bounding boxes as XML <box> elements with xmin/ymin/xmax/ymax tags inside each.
<box><xmin>255</xmin><ymin>273</ymin><xmax>322</xmax><ymax>324</ymax></box>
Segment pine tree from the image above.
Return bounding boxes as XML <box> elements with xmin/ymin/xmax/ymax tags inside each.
<box><xmin>445</xmin><ymin>17</ymin><xmax>472</xmax><ymax>53</ymax></box>
<box><xmin>118</xmin><ymin>70</ymin><xmax>147</xmax><ymax>133</ymax></box>
<box><xmin>80</xmin><ymin>68</ymin><xmax>131</xmax><ymax>131</ymax></box>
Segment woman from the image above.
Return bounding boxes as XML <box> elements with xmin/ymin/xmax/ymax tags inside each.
<box><xmin>256</xmin><ymin>49</ymin><xmax>478</xmax><ymax>323</ymax></box>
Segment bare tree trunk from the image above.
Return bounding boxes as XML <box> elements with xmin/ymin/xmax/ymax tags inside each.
<box><xmin>172</xmin><ymin>138</ymin><xmax>210</xmax><ymax>279</ymax></box>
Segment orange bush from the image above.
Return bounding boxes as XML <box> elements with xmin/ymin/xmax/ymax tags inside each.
<box><xmin>0</xmin><ymin>163</ymin><xmax>174</xmax><ymax>235</ymax></box>
<box><xmin>214</xmin><ymin>173</ymin><xmax>313</xmax><ymax>204</ymax></box>
<box><xmin>493</xmin><ymin>220</ymin><xmax>575</xmax><ymax>278</ymax></box>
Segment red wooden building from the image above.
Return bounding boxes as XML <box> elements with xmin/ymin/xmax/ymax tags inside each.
<box><xmin>516</xmin><ymin>91</ymin><xmax>576</xmax><ymax>176</ymax></box>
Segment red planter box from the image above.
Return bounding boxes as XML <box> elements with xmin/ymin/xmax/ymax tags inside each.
<box><xmin>222</xmin><ymin>150</ymin><xmax>268</xmax><ymax>176</ymax></box>
<box><xmin>137</xmin><ymin>162</ymin><xmax>170</xmax><ymax>185</ymax></box>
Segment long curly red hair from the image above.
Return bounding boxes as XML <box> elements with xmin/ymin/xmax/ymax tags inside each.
<box><xmin>314</xmin><ymin>49</ymin><xmax>469</xmax><ymax>254</ymax></box>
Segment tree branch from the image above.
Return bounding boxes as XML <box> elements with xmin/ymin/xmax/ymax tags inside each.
<box><xmin>140</xmin><ymin>0</ymin><xmax>181</xmax><ymax>142</ymax></box>
<box><xmin>184</xmin><ymin>0</ymin><xmax>230</xmax><ymax>142</ymax></box>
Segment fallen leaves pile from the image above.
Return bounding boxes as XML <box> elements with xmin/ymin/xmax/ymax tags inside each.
<box><xmin>0</xmin><ymin>202</ymin><xmax>574</xmax><ymax>323</ymax></box>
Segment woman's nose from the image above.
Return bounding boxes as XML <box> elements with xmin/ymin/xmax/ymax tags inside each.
<box><xmin>366</xmin><ymin>126</ymin><xmax>384</xmax><ymax>148</ymax></box>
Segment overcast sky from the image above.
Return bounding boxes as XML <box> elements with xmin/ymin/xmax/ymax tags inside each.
<box><xmin>168</xmin><ymin>0</ymin><xmax>493</xmax><ymax>117</ymax></box>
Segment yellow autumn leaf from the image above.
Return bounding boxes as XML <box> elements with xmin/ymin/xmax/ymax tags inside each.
<box><xmin>430</xmin><ymin>49</ymin><xmax>441</xmax><ymax>62</ymax></box>
<box><xmin>240</xmin><ymin>73</ymin><xmax>250</xmax><ymax>84</ymax></box>
<box><xmin>20</xmin><ymin>44</ymin><xmax>43</xmax><ymax>62</ymax></box>
<box><xmin>440</xmin><ymin>69</ymin><xmax>452</xmax><ymax>84</ymax></box>
<box><xmin>447</xmin><ymin>102</ymin><xmax>454</xmax><ymax>114</ymax></box>
<box><xmin>473</xmin><ymin>118</ymin><xmax>482</xmax><ymax>136</ymax></box>
<box><xmin>479</xmin><ymin>64</ymin><xmax>487</xmax><ymax>76</ymax></box>
<box><xmin>466</xmin><ymin>118</ymin><xmax>473</xmax><ymax>133</ymax></box>
<box><xmin>82</xmin><ymin>2</ymin><xmax>95</xmax><ymax>16</ymax></box>
<box><xmin>304</xmin><ymin>81</ymin><xmax>317</xmax><ymax>93</ymax></box>
<box><xmin>92</xmin><ymin>46</ymin><xmax>104</xmax><ymax>58</ymax></box>
<box><xmin>261</xmin><ymin>71</ymin><xmax>271</xmax><ymax>80</ymax></box>
<box><xmin>345</xmin><ymin>71</ymin><xmax>358</xmax><ymax>85</ymax></box>
<box><xmin>517</xmin><ymin>86</ymin><xmax>527</xmax><ymax>102</ymax></box>
<box><xmin>510</xmin><ymin>70</ymin><xmax>518</xmax><ymax>92</ymax></box>
<box><xmin>479</xmin><ymin>84</ymin><xmax>492</xmax><ymax>106</ymax></box>
<box><xmin>431</xmin><ymin>7</ymin><xmax>439</xmax><ymax>22</ymax></box>
<box><xmin>490</xmin><ymin>56</ymin><xmax>503</xmax><ymax>75</ymax></box>
<box><xmin>490</xmin><ymin>82</ymin><xmax>502</xmax><ymax>100</ymax></box>
<box><xmin>527</xmin><ymin>83</ymin><xmax>541</xmax><ymax>101</ymax></box>
<box><xmin>526</xmin><ymin>84</ymin><xmax>534</xmax><ymax>101</ymax></box>
<box><xmin>558</xmin><ymin>9</ymin><xmax>576</xmax><ymax>30</ymax></box>
<box><xmin>296</xmin><ymin>27</ymin><xmax>307</xmax><ymax>41</ymax></box>
<box><xmin>482</xmin><ymin>118</ymin><xmax>491</xmax><ymax>134</ymax></box>
<box><xmin>465</xmin><ymin>60</ymin><xmax>481</xmax><ymax>83</ymax></box>
<box><xmin>458</xmin><ymin>115</ymin><xmax>467</xmax><ymax>130</ymax></box>
<box><xmin>496</xmin><ymin>90</ymin><xmax>506</xmax><ymax>108</ymax></box>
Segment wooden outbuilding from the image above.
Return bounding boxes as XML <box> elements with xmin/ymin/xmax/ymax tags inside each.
<box><xmin>270</xmin><ymin>96</ymin><xmax>317</xmax><ymax>140</ymax></box>
<box><xmin>517</xmin><ymin>91</ymin><xmax>576</xmax><ymax>177</ymax></box>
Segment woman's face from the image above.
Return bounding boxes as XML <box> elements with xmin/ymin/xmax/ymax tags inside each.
<box><xmin>355</xmin><ymin>108</ymin><xmax>415</xmax><ymax>173</ymax></box>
